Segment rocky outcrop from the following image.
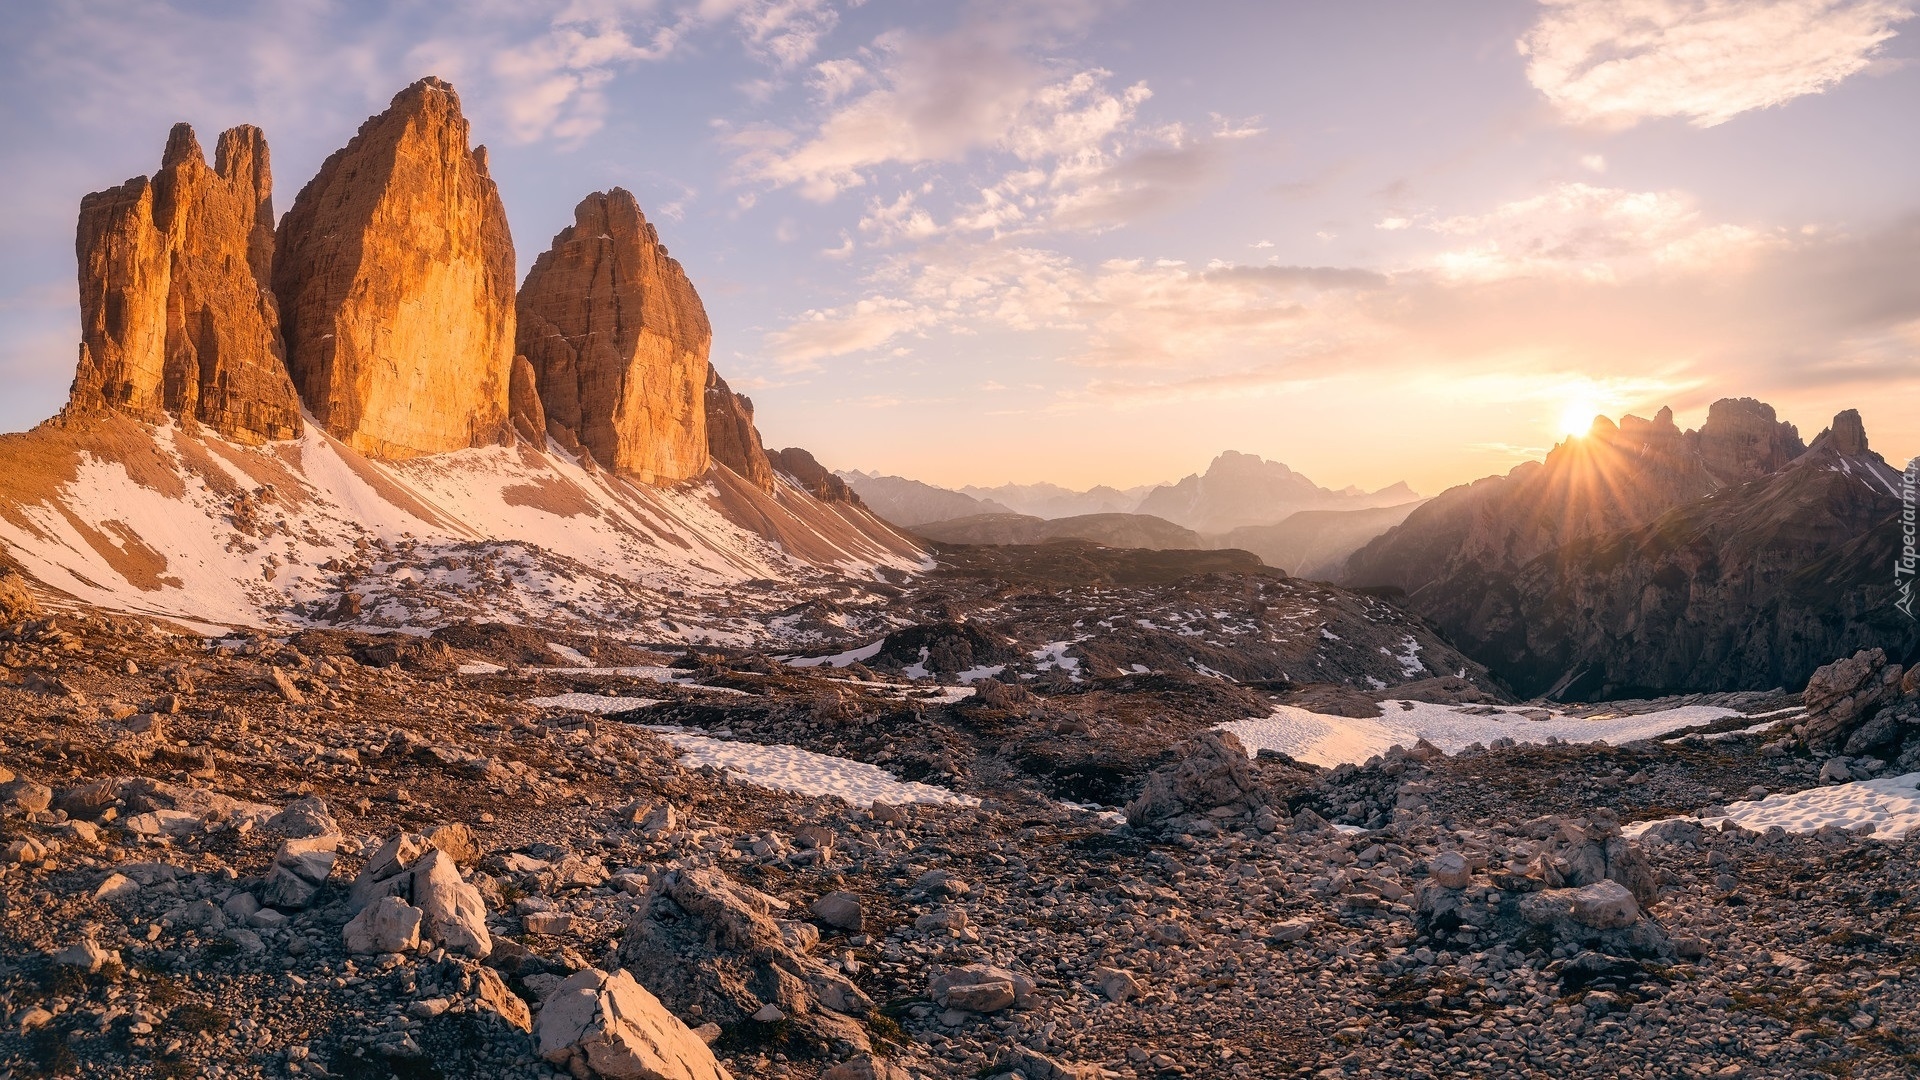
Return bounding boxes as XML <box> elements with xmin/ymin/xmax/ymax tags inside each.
<box><xmin>517</xmin><ymin>188</ymin><xmax>710</xmax><ymax>484</ymax></box>
<box><xmin>705</xmin><ymin>367</ymin><xmax>774</xmax><ymax>490</ymax></box>
<box><xmin>620</xmin><ymin>866</ymin><xmax>873</xmax><ymax>1054</ymax></box>
<box><xmin>1125</xmin><ymin>731</ymin><xmax>1283</xmax><ymax>831</ymax></box>
<box><xmin>769</xmin><ymin>448</ymin><xmax>859</xmax><ymax>504</ymax></box>
<box><xmin>274</xmin><ymin>77</ymin><xmax>516</xmax><ymax>460</ymax></box>
<box><xmin>1692</xmin><ymin>397</ymin><xmax>1803</xmax><ymax>486</ymax></box>
<box><xmin>71</xmin><ymin>123</ymin><xmax>301</xmax><ymax>444</ymax></box>
<box><xmin>1799</xmin><ymin>648</ymin><xmax>1919</xmax><ymax>761</ymax></box>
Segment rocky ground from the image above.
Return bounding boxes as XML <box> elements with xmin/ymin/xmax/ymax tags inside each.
<box><xmin>1</xmin><ymin>557</ymin><xmax>1918</xmax><ymax>1080</ymax></box>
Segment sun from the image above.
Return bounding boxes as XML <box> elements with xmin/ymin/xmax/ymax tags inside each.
<box><xmin>1557</xmin><ymin>400</ymin><xmax>1601</xmax><ymax>439</ymax></box>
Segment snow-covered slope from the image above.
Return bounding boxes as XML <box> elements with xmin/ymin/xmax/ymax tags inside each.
<box><xmin>0</xmin><ymin>411</ymin><xmax>924</xmax><ymax>640</ymax></box>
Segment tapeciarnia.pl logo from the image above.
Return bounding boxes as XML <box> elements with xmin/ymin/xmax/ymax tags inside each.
<box><xmin>1899</xmin><ymin>457</ymin><xmax>1917</xmax><ymax>620</ymax></box>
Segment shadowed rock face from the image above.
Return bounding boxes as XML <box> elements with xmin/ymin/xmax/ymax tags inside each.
<box><xmin>770</xmin><ymin>447</ymin><xmax>861</xmax><ymax>505</ymax></box>
<box><xmin>705</xmin><ymin>366</ymin><xmax>774</xmax><ymax>490</ymax></box>
<box><xmin>516</xmin><ymin>188</ymin><xmax>711</xmax><ymax>485</ymax></box>
<box><xmin>72</xmin><ymin>123</ymin><xmax>301</xmax><ymax>444</ymax></box>
<box><xmin>274</xmin><ymin>77</ymin><xmax>516</xmax><ymax>460</ymax></box>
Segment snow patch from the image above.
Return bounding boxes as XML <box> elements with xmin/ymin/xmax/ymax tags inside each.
<box><xmin>1221</xmin><ymin>700</ymin><xmax>1742</xmax><ymax>768</ymax></box>
<box><xmin>1625</xmin><ymin>772</ymin><xmax>1920</xmax><ymax>841</ymax></box>
<box><xmin>531</xmin><ymin>693</ymin><xmax>663</xmax><ymax>714</ymax></box>
<box><xmin>785</xmin><ymin>640</ymin><xmax>884</xmax><ymax>668</ymax></box>
<box><xmin>641</xmin><ymin>726</ymin><xmax>977</xmax><ymax>807</ymax></box>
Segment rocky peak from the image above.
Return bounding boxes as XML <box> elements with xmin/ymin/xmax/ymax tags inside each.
<box><xmin>705</xmin><ymin>366</ymin><xmax>775</xmax><ymax>490</ymax></box>
<box><xmin>1814</xmin><ymin>409</ymin><xmax>1871</xmax><ymax>458</ymax></box>
<box><xmin>516</xmin><ymin>188</ymin><xmax>711</xmax><ymax>485</ymax></box>
<box><xmin>770</xmin><ymin>448</ymin><xmax>861</xmax><ymax>504</ymax></box>
<box><xmin>70</xmin><ymin>121</ymin><xmax>301</xmax><ymax>443</ymax></box>
<box><xmin>1693</xmin><ymin>397</ymin><xmax>1804</xmax><ymax>485</ymax></box>
<box><xmin>274</xmin><ymin>76</ymin><xmax>516</xmax><ymax>460</ymax></box>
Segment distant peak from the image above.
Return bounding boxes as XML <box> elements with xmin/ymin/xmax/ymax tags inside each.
<box><xmin>1825</xmin><ymin>409</ymin><xmax>1869</xmax><ymax>457</ymax></box>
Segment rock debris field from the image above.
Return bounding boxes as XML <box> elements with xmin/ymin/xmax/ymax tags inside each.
<box><xmin>2</xmin><ymin>585</ymin><xmax>1919</xmax><ymax>1080</ymax></box>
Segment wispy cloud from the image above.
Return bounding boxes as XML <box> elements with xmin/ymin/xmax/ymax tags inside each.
<box><xmin>1520</xmin><ymin>0</ymin><xmax>1915</xmax><ymax>128</ymax></box>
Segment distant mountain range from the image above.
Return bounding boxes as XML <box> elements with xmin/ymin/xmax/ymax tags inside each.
<box><xmin>1345</xmin><ymin>399</ymin><xmax>1919</xmax><ymax>698</ymax></box>
<box><xmin>840</xmin><ymin>452</ymin><xmax>1424</xmax><ymax>580</ymax></box>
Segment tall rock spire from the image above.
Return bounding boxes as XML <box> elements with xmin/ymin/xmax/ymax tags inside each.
<box><xmin>274</xmin><ymin>77</ymin><xmax>516</xmax><ymax>460</ymax></box>
<box><xmin>516</xmin><ymin>188</ymin><xmax>711</xmax><ymax>485</ymax></box>
<box><xmin>70</xmin><ymin>122</ymin><xmax>300</xmax><ymax>443</ymax></box>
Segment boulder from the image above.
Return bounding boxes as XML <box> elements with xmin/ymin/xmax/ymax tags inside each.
<box><xmin>274</xmin><ymin>77</ymin><xmax>516</xmax><ymax>460</ymax></box>
<box><xmin>620</xmin><ymin>867</ymin><xmax>872</xmax><ymax>1052</ymax></box>
<box><xmin>1124</xmin><ymin>730</ymin><xmax>1273</xmax><ymax>827</ymax></box>
<box><xmin>811</xmin><ymin>890</ymin><xmax>864</xmax><ymax>932</ymax></box>
<box><xmin>1520</xmin><ymin>880</ymin><xmax>1640</xmax><ymax>931</ymax></box>
<box><xmin>1428</xmin><ymin>850</ymin><xmax>1473</xmax><ymax>889</ymax></box>
<box><xmin>408</xmin><ymin>848</ymin><xmax>492</xmax><ymax>958</ymax></box>
<box><xmin>1526</xmin><ymin>813</ymin><xmax>1658</xmax><ymax>908</ymax></box>
<box><xmin>259</xmin><ymin>835</ymin><xmax>338</xmax><ymax>909</ymax></box>
<box><xmin>929</xmin><ymin>963</ymin><xmax>1034</xmax><ymax>1014</ymax></box>
<box><xmin>990</xmin><ymin>1048</ymin><xmax>1097</xmax><ymax>1080</ymax></box>
<box><xmin>1802</xmin><ymin>649</ymin><xmax>1902</xmax><ymax>752</ymax></box>
<box><xmin>823</xmin><ymin>1054</ymin><xmax>911</xmax><ymax>1080</ymax></box>
<box><xmin>343</xmin><ymin>896</ymin><xmax>423</xmax><ymax>954</ymax></box>
<box><xmin>517</xmin><ymin>188</ymin><xmax>711</xmax><ymax>484</ymax></box>
<box><xmin>534</xmin><ymin>968</ymin><xmax>731</xmax><ymax>1080</ymax></box>
<box><xmin>0</xmin><ymin>778</ymin><xmax>52</xmax><ymax>817</ymax></box>
<box><xmin>53</xmin><ymin>940</ymin><xmax>120</xmax><ymax>974</ymax></box>
<box><xmin>0</xmin><ymin>568</ymin><xmax>38</xmax><ymax>623</ymax></box>
<box><xmin>345</xmin><ymin>832</ymin><xmax>491</xmax><ymax>957</ymax></box>
<box><xmin>265</xmin><ymin>796</ymin><xmax>338</xmax><ymax>839</ymax></box>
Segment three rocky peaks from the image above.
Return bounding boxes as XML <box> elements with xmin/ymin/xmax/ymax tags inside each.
<box><xmin>68</xmin><ymin>76</ymin><xmax>814</xmax><ymax>496</ymax></box>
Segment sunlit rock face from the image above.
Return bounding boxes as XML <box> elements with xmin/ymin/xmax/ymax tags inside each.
<box><xmin>72</xmin><ymin>123</ymin><xmax>301</xmax><ymax>444</ymax></box>
<box><xmin>274</xmin><ymin>77</ymin><xmax>517</xmax><ymax>460</ymax></box>
<box><xmin>517</xmin><ymin>188</ymin><xmax>712</xmax><ymax>485</ymax></box>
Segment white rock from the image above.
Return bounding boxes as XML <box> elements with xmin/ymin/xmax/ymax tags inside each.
<box><xmin>535</xmin><ymin>968</ymin><xmax>731</xmax><ymax>1080</ymax></box>
<box><xmin>410</xmin><ymin>847</ymin><xmax>491</xmax><ymax>958</ymax></box>
<box><xmin>260</xmin><ymin>835</ymin><xmax>339</xmax><ymax>910</ymax></box>
<box><xmin>1428</xmin><ymin>851</ymin><xmax>1472</xmax><ymax>889</ymax></box>
<box><xmin>93</xmin><ymin>872</ymin><xmax>139</xmax><ymax>902</ymax></box>
<box><xmin>343</xmin><ymin>896</ymin><xmax>424</xmax><ymax>955</ymax></box>
<box><xmin>53</xmin><ymin>940</ymin><xmax>118</xmax><ymax>974</ymax></box>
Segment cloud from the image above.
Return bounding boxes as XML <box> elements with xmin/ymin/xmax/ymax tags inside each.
<box><xmin>734</xmin><ymin>21</ymin><xmax>1151</xmax><ymax>201</ymax></box>
<box><xmin>1414</xmin><ymin>182</ymin><xmax>1779</xmax><ymax>282</ymax></box>
<box><xmin>759</xmin><ymin>184</ymin><xmax>1920</xmax><ymax>429</ymax></box>
<box><xmin>1520</xmin><ymin>0</ymin><xmax>1915</xmax><ymax>128</ymax></box>
<box><xmin>763</xmin><ymin>296</ymin><xmax>940</xmax><ymax>369</ymax></box>
<box><xmin>729</xmin><ymin>4</ymin><xmax>1237</xmax><ymax>236</ymax></box>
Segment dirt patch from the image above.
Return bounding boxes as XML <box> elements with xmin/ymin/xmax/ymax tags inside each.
<box><xmin>0</xmin><ymin>412</ymin><xmax>187</xmax><ymax>538</ymax></box>
<box><xmin>501</xmin><ymin>477</ymin><xmax>601</xmax><ymax>518</ymax></box>
<box><xmin>54</xmin><ymin>509</ymin><xmax>181</xmax><ymax>591</ymax></box>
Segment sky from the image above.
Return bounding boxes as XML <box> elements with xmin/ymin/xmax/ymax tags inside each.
<box><xmin>2</xmin><ymin>0</ymin><xmax>1917</xmax><ymax>495</ymax></box>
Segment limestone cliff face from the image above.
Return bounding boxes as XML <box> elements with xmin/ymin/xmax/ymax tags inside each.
<box><xmin>274</xmin><ymin>77</ymin><xmax>516</xmax><ymax>460</ymax></box>
<box><xmin>72</xmin><ymin>123</ymin><xmax>300</xmax><ymax>443</ymax></box>
<box><xmin>705</xmin><ymin>366</ymin><xmax>774</xmax><ymax>490</ymax></box>
<box><xmin>516</xmin><ymin>188</ymin><xmax>710</xmax><ymax>485</ymax></box>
